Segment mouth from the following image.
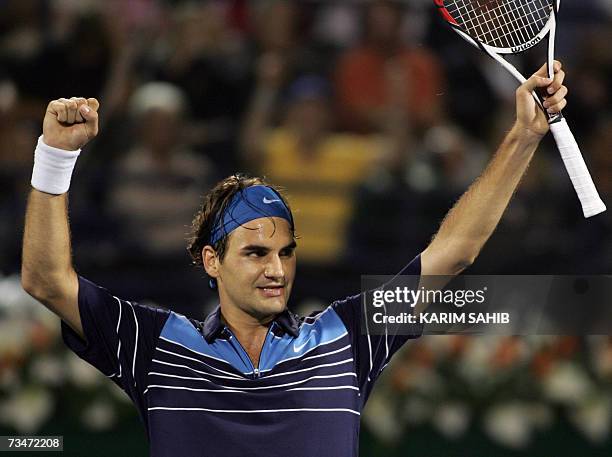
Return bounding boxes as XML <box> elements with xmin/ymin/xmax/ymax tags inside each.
<box><xmin>257</xmin><ymin>285</ymin><xmax>285</xmax><ymax>298</ymax></box>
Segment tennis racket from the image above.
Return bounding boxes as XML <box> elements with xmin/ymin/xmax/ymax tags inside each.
<box><xmin>434</xmin><ymin>0</ymin><xmax>606</xmax><ymax>218</ymax></box>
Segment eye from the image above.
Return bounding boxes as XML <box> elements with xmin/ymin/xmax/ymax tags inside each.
<box><xmin>247</xmin><ymin>250</ymin><xmax>267</xmax><ymax>258</ymax></box>
<box><xmin>280</xmin><ymin>248</ymin><xmax>295</xmax><ymax>257</ymax></box>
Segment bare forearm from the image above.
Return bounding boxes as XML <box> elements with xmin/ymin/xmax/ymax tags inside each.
<box><xmin>417</xmin><ymin>61</ymin><xmax>568</xmax><ymax>277</ymax></box>
<box><xmin>422</xmin><ymin>126</ymin><xmax>540</xmax><ymax>275</ymax></box>
<box><xmin>21</xmin><ymin>189</ymin><xmax>77</xmax><ymax>298</ymax></box>
<box><xmin>241</xmin><ymin>54</ymin><xmax>286</xmax><ymax>165</ymax></box>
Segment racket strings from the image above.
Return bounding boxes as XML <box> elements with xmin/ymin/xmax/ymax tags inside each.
<box><xmin>444</xmin><ymin>0</ymin><xmax>553</xmax><ymax>49</ymax></box>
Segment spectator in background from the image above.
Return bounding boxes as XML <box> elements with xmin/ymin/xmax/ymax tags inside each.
<box><xmin>241</xmin><ymin>53</ymin><xmax>409</xmax><ymax>266</ymax></box>
<box><xmin>468</xmin><ymin>152</ymin><xmax>577</xmax><ymax>274</ymax></box>
<box><xmin>247</xmin><ymin>0</ymin><xmax>324</xmax><ymax>78</ymax></box>
<box><xmin>566</xmin><ymin>27</ymin><xmax>611</xmax><ymax>139</ymax></box>
<box><xmin>149</xmin><ymin>2</ymin><xmax>246</xmax><ymax>121</ymax></box>
<box><xmin>335</xmin><ymin>0</ymin><xmax>444</xmax><ymax>133</ymax></box>
<box><xmin>106</xmin><ymin>82</ymin><xmax>216</xmax><ymax>260</ymax></box>
<box><xmin>0</xmin><ymin>80</ymin><xmax>36</xmax><ymax>273</ymax></box>
<box><xmin>138</xmin><ymin>2</ymin><xmax>250</xmax><ymax>173</ymax></box>
<box><xmin>21</xmin><ymin>11</ymin><xmax>111</xmax><ymax>101</ymax></box>
<box><xmin>347</xmin><ymin>123</ymin><xmax>488</xmax><ymax>274</ymax></box>
<box><xmin>101</xmin><ymin>82</ymin><xmax>218</xmax><ymax>313</ymax></box>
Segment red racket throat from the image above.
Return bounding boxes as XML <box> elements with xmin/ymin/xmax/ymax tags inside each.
<box><xmin>434</xmin><ymin>0</ymin><xmax>458</xmax><ymax>25</ymax></box>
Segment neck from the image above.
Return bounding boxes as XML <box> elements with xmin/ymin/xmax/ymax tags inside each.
<box><xmin>219</xmin><ymin>305</ymin><xmax>274</xmax><ymax>368</ymax></box>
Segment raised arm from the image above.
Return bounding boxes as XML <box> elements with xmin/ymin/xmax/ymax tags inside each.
<box><xmin>421</xmin><ymin>61</ymin><xmax>567</xmax><ymax>276</ymax></box>
<box><xmin>240</xmin><ymin>53</ymin><xmax>285</xmax><ymax>167</ymax></box>
<box><xmin>21</xmin><ymin>97</ymin><xmax>99</xmax><ymax>339</ymax></box>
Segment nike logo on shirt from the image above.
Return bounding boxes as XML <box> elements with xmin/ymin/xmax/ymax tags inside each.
<box><xmin>293</xmin><ymin>330</ymin><xmax>318</xmax><ymax>352</ymax></box>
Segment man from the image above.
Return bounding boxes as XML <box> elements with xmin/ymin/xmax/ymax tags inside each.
<box><xmin>21</xmin><ymin>61</ymin><xmax>568</xmax><ymax>456</ymax></box>
<box><xmin>334</xmin><ymin>0</ymin><xmax>444</xmax><ymax>132</ymax></box>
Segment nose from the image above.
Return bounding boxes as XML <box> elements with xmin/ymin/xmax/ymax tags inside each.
<box><xmin>264</xmin><ymin>254</ymin><xmax>284</xmax><ymax>281</ymax></box>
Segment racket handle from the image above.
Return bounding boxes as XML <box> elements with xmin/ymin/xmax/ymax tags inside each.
<box><xmin>549</xmin><ymin>118</ymin><xmax>606</xmax><ymax>218</ymax></box>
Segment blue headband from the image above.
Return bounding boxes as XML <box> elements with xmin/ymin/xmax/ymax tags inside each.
<box><xmin>209</xmin><ymin>185</ymin><xmax>293</xmax><ymax>245</ymax></box>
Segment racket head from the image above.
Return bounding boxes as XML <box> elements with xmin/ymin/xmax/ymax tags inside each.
<box><xmin>434</xmin><ymin>0</ymin><xmax>559</xmax><ymax>54</ymax></box>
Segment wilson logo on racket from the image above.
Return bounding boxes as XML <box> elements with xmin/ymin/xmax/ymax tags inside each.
<box><xmin>511</xmin><ymin>36</ymin><xmax>544</xmax><ymax>53</ymax></box>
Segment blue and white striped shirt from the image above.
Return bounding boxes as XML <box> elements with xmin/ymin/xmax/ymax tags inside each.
<box><xmin>62</xmin><ymin>256</ymin><xmax>421</xmax><ymax>457</ymax></box>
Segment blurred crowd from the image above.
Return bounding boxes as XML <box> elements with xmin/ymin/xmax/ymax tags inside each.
<box><xmin>0</xmin><ymin>0</ymin><xmax>610</xmax><ymax>453</ymax></box>
<box><xmin>1</xmin><ymin>0</ymin><xmax>610</xmax><ymax>308</ymax></box>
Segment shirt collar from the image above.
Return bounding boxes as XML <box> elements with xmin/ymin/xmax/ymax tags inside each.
<box><xmin>201</xmin><ymin>305</ymin><xmax>300</xmax><ymax>343</ymax></box>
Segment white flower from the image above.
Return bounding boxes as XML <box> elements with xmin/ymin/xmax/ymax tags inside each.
<box><xmin>65</xmin><ymin>352</ymin><xmax>103</xmax><ymax>388</ymax></box>
<box><xmin>29</xmin><ymin>354</ymin><xmax>66</xmax><ymax>386</ymax></box>
<box><xmin>484</xmin><ymin>402</ymin><xmax>532</xmax><ymax>449</ymax></box>
<box><xmin>363</xmin><ymin>393</ymin><xmax>402</xmax><ymax>443</ymax></box>
<box><xmin>0</xmin><ymin>386</ymin><xmax>54</xmax><ymax>433</ymax></box>
<box><xmin>432</xmin><ymin>402</ymin><xmax>470</xmax><ymax>439</ymax></box>
<box><xmin>542</xmin><ymin>362</ymin><xmax>594</xmax><ymax>406</ymax></box>
<box><xmin>570</xmin><ymin>395</ymin><xmax>611</xmax><ymax>444</ymax></box>
<box><xmin>457</xmin><ymin>336</ymin><xmax>500</xmax><ymax>389</ymax></box>
<box><xmin>81</xmin><ymin>399</ymin><xmax>117</xmax><ymax>431</ymax></box>
<box><xmin>0</xmin><ymin>275</ymin><xmax>40</xmax><ymax>314</ymax></box>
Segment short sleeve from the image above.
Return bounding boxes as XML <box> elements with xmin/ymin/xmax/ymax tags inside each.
<box><xmin>331</xmin><ymin>255</ymin><xmax>422</xmax><ymax>403</ymax></box>
<box><xmin>61</xmin><ymin>276</ymin><xmax>170</xmax><ymax>418</ymax></box>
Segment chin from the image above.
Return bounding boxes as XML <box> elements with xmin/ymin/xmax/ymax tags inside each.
<box><xmin>257</xmin><ymin>297</ymin><xmax>287</xmax><ymax>316</ymax></box>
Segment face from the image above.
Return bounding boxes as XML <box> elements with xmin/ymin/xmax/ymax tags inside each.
<box><xmin>140</xmin><ymin>109</ymin><xmax>181</xmax><ymax>152</ymax></box>
<box><xmin>256</xmin><ymin>1</ymin><xmax>296</xmax><ymax>52</ymax></box>
<box><xmin>204</xmin><ymin>217</ymin><xmax>297</xmax><ymax>323</ymax></box>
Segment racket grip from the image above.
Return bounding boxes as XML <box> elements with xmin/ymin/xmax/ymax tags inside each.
<box><xmin>549</xmin><ymin>118</ymin><xmax>606</xmax><ymax>218</ymax></box>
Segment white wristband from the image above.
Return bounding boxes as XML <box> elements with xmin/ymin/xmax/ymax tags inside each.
<box><xmin>31</xmin><ymin>135</ymin><xmax>81</xmax><ymax>195</ymax></box>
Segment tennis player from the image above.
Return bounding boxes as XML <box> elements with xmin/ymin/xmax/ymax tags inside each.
<box><xmin>21</xmin><ymin>61</ymin><xmax>567</xmax><ymax>457</ymax></box>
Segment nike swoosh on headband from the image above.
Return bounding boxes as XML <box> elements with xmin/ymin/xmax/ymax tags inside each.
<box><xmin>263</xmin><ymin>197</ymin><xmax>281</xmax><ymax>204</ymax></box>
<box><xmin>209</xmin><ymin>185</ymin><xmax>293</xmax><ymax>245</ymax></box>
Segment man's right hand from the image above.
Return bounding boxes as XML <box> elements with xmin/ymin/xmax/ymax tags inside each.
<box><xmin>43</xmin><ymin>97</ymin><xmax>100</xmax><ymax>150</ymax></box>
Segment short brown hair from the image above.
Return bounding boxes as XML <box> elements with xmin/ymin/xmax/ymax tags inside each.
<box><xmin>187</xmin><ymin>174</ymin><xmax>294</xmax><ymax>268</ymax></box>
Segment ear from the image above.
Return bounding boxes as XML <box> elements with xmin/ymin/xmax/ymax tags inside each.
<box><xmin>202</xmin><ymin>246</ymin><xmax>220</xmax><ymax>279</ymax></box>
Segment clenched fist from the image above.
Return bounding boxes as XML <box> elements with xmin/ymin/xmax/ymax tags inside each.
<box><xmin>43</xmin><ymin>97</ymin><xmax>100</xmax><ymax>150</ymax></box>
